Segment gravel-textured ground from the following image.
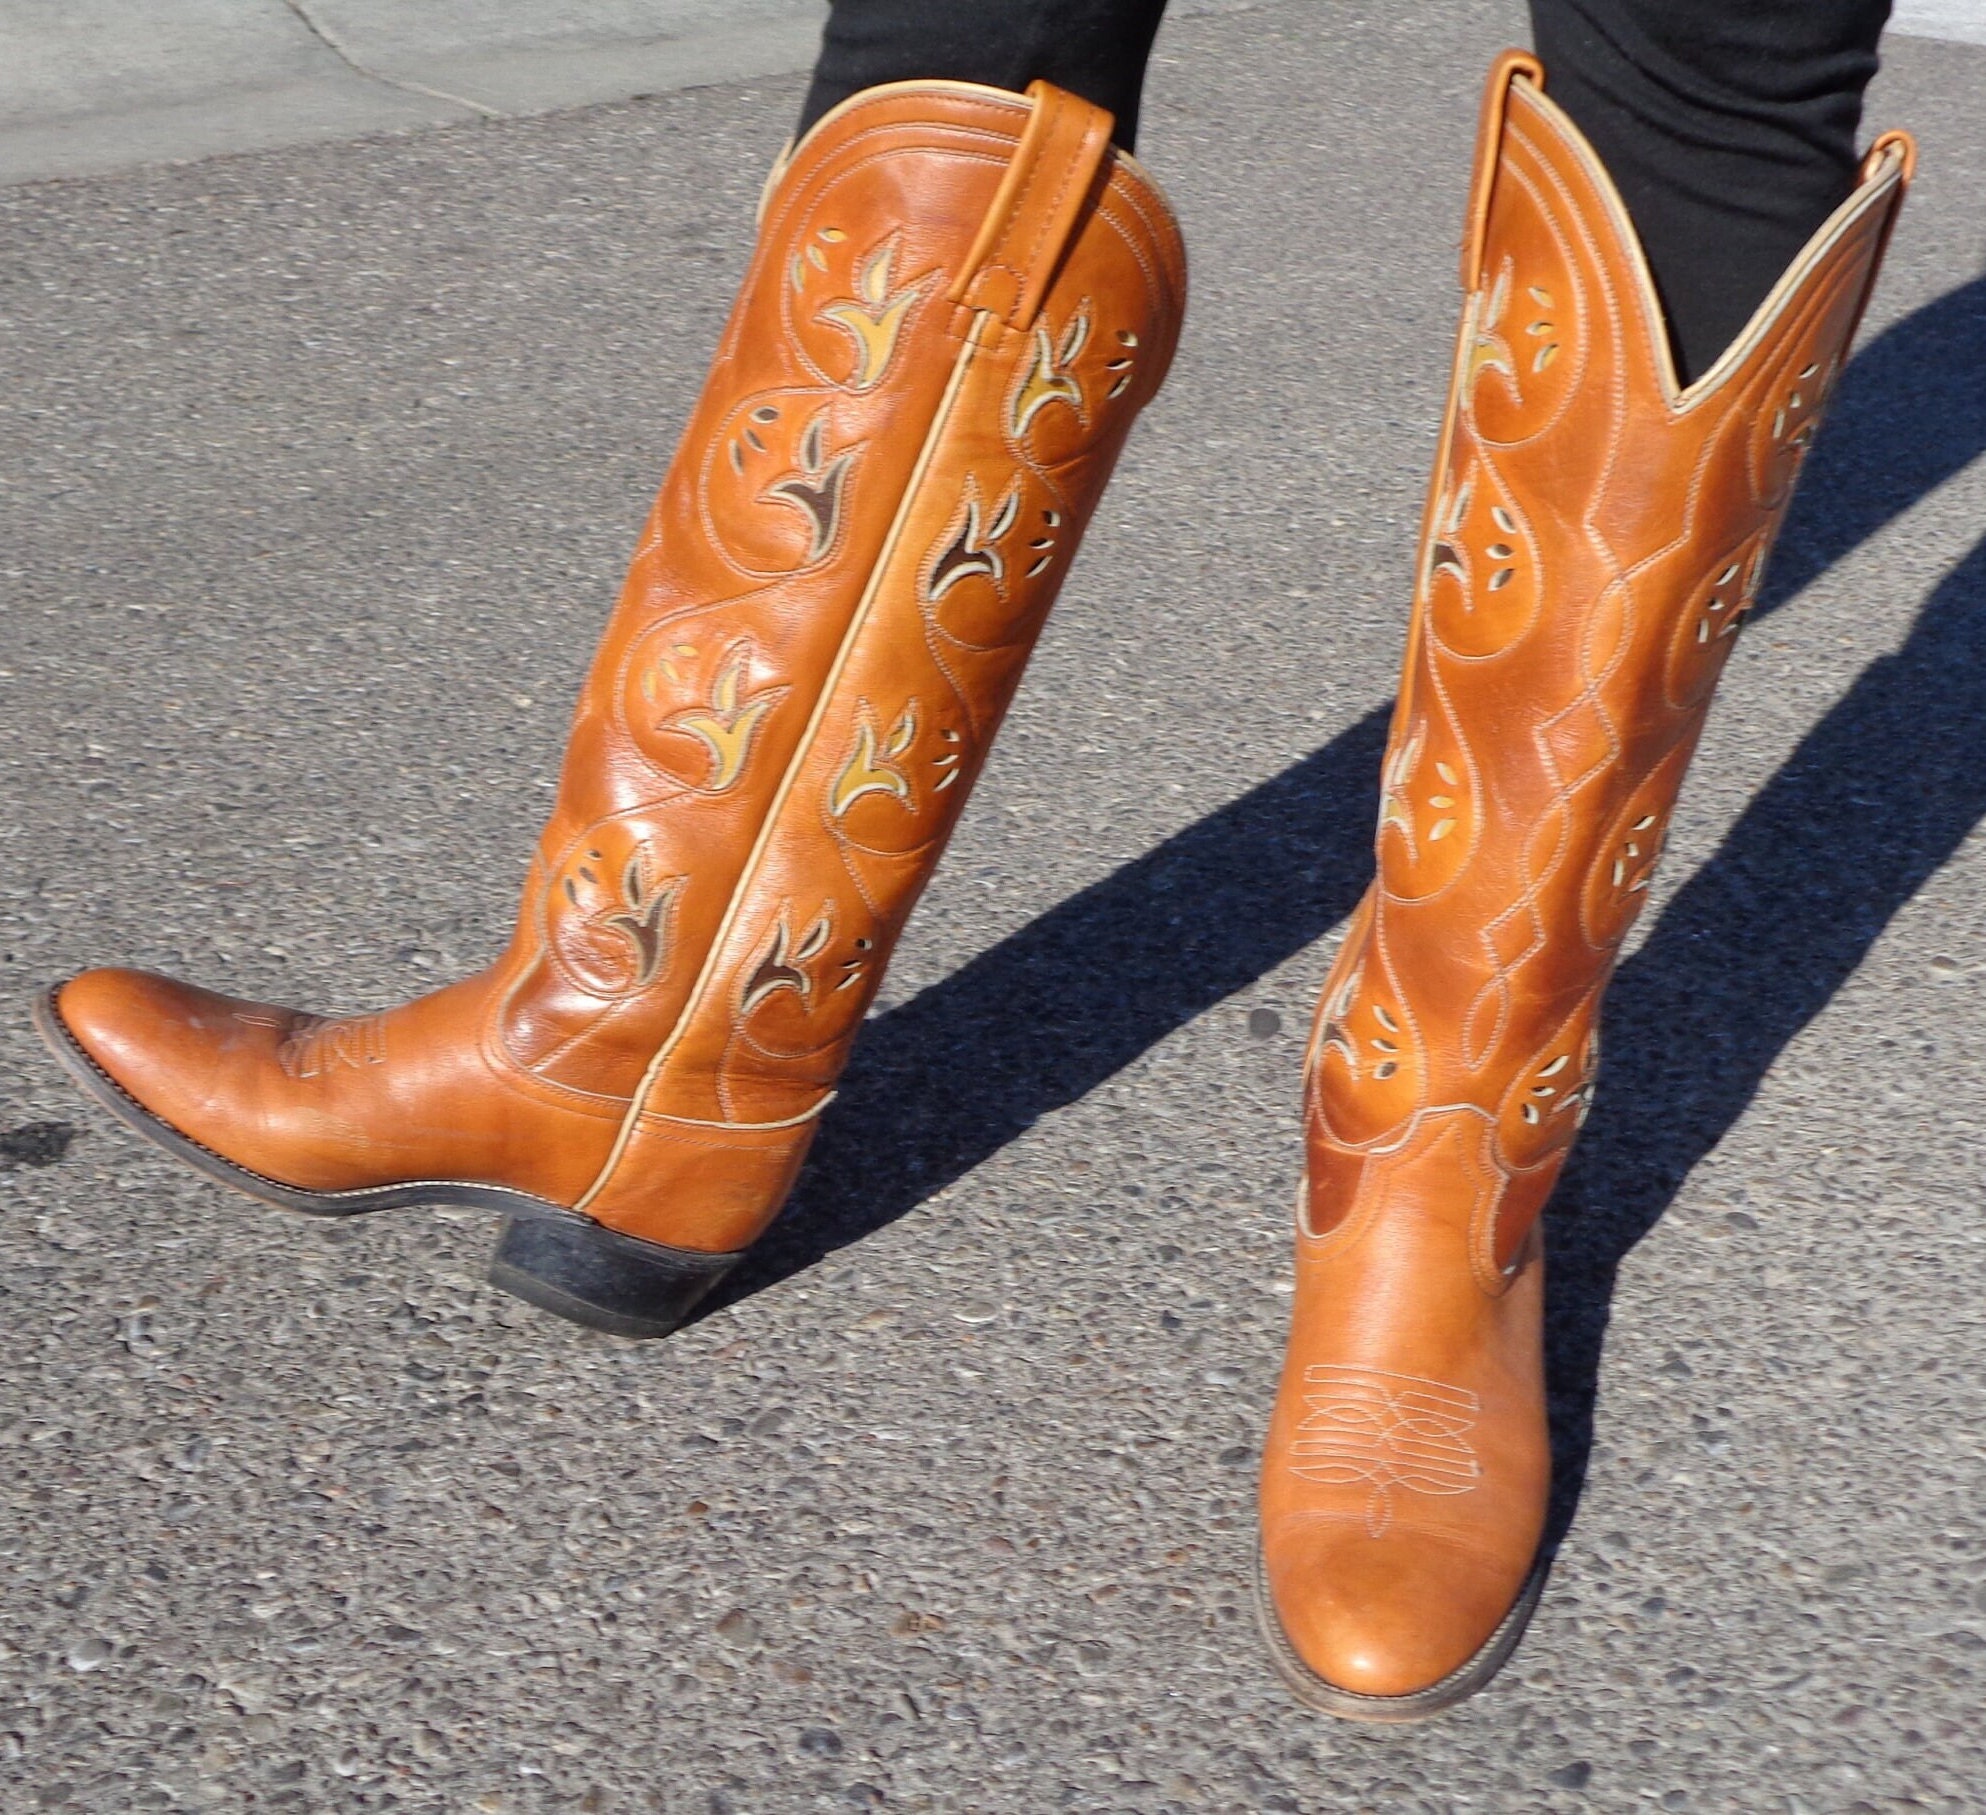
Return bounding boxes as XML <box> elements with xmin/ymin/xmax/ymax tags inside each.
<box><xmin>4</xmin><ymin>3</ymin><xmax>1985</xmax><ymax>1809</ymax></box>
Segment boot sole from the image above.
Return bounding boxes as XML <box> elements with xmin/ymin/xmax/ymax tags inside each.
<box><xmin>32</xmin><ymin>985</ymin><xmax>742</xmax><ymax>1339</ymax></box>
<box><xmin>1251</xmin><ymin>1540</ymin><xmax>1548</xmax><ymax>1723</ymax></box>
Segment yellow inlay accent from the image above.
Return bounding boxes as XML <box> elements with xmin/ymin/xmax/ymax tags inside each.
<box><xmin>664</xmin><ymin>649</ymin><xmax>782</xmax><ymax>793</ymax></box>
<box><xmin>819</xmin><ymin>242</ymin><xmax>930</xmax><ymax>392</ymax></box>
<box><xmin>830</xmin><ymin>702</ymin><xmax>918</xmax><ymax>817</ymax></box>
<box><xmin>1010</xmin><ymin>307</ymin><xmax>1089</xmax><ymax>438</ymax></box>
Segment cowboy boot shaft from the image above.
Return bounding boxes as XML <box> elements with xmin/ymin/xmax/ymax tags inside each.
<box><xmin>1307</xmin><ymin>68</ymin><xmax>1912</xmax><ymax>1263</ymax></box>
<box><xmin>573</xmin><ymin>85</ymin><xmax>1184</xmax><ymax>1244</ymax></box>
<box><xmin>500</xmin><ymin>85</ymin><xmax>1180</xmax><ymax>1116</ymax></box>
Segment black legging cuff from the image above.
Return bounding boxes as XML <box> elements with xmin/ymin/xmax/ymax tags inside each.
<box><xmin>794</xmin><ymin>0</ymin><xmax>1889</xmax><ymax>384</ymax></box>
<box><xmin>1531</xmin><ymin>0</ymin><xmax>1889</xmax><ymax>383</ymax></box>
<box><xmin>796</xmin><ymin>0</ymin><xmax>1169</xmax><ymax>151</ymax></box>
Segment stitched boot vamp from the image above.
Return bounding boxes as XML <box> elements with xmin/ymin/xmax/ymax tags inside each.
<box><xmin>53</xmin><ymin>965</ymin><xmax>621</xmax><ymax>1204</ymax></box>
<box><xmin>1260</xmin><ymin>1112</ymin><xmax>1550</xmax><ymax>1696</ymax></box>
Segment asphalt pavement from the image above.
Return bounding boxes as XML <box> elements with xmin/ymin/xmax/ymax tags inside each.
<box><xmin>4</xmin><ymin>1</ymin><xmax>1986</xmax><ymax>1810</ymax></box>
<box><xmin>2</xmin><ymin>1</ymin><xmax>1980</xmax><ymax>185</ymax></box>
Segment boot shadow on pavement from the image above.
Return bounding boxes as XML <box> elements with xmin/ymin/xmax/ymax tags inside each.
<box><xmin>704</xmin><ymin>273</ymin><xmax>1986</xmax><ymax>1555</ymax></box>
<box><xmin>1542</xmin><ymin>271</ymin><xmax>1986</xmax><ymax>1545</ymax></box>
<box><xmin>701</xmin><ymin>706</ymin><xmax>1389</xmax><ymax>1315</ymax></box>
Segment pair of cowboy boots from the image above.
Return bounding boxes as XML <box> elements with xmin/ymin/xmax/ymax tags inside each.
<box><xmin>38</xmin><ymin>59</ymin><xmax>1911</xmax><ymax>1716</ymax></box>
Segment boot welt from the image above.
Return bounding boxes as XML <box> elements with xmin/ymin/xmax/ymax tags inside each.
<box><xmin>1250</xmin><ymin>1542</ymin><xmax>1549</xmax><ymax>1723</ymax></box>
<box><xmin>32</xmin><ymin>985</ymin><xmax>742</xmax><ymax>1339</ymax></box>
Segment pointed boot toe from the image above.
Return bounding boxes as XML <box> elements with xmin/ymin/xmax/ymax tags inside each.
<box><xmin>42</xmin><ymin>967</ymin><xmax>284</xmax><ymax>1151</ymax></box>
<box><xmin>40</xmin><ymin>966</ymin><xmax>391</xmax><ymax>1208</ymax></box>
<box><xmin>1256</xmin><ymin>1516</ymin><xmax>1546</xmax><ymax>1720</ymax></box>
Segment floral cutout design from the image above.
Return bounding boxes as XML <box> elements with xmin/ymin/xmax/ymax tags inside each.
<box><xmin>1666</xmin><ymin>533</ymin><xmax>1770</xmax><ymax>710</ymax></box>
<box><xmin>1515</xmin><ymin>1048</ymin><xmax>1593</xmax><ymax>1130</ymax></box>
<box><xmin>1008</xmin><ymin>307</ymin><xmax>1089</xmax><ymax>440</ymax></box>
<box><xmin>1581</xmin><ymin>741</ymin><xmax>1694</xmax><ymax>951</ymax></box>
<box><xmin>595</xmin><ymin>850</ymin><xmax>680</xmax><ymax>990</ymax></box>
<box><xmin>653</xmin><ymin>639</ymin><xmax>787</xmax><ymax>793</ymax></box>
<box><xmin>741</xmin><ymin>909</ymin><xmax>834</xmax><ymax>1017</ymax></box>
<box><xmin>705</xmin><ymin>387</ymin><xmax>864</xmax><ymax>579</ymax></box>
<box><xmin>1771</xmin><ymin>360</ymin><xmax>1827</xmax><ymax>453</ymax></box>
<box><xmin>548</xmin><ymin>832</ymin><xmax>686</xmax><ymax>996</ymax></box>
<box><xmin>1380</xmin><ymin>727</ymin><xmax>1456</xmax><ymax>857</ymax></box>
<box><xmin>1695</xmin><ymin>556</ymin><xmax>1754</xmax><ymax>647</ymax></box>
<box><xmin>1309</xmin><ymin>914</ymin><xmax>1426</xmax><ymax>1151</ymax></box>
<box><xmin>1376</xmin><ymin>706</ymin><xmax>1476</xmax><ymax>900</ymax></box>
<box><xmin>761</xmin><ymin>408</ymin><xmax>854</xmax><ymax>564</ymax></box>
<box><xmin>1754</xmin><ymin>353</ymin><xmax>1837</xmax><ymax>508</ymax></box>
<box><xmin>1319</xmin><ymin>975</ymin><xmax>1410</xmax><ymax>1086</ymax></box>
<box><xmin>1497</xmin><ymin>1020</ymin><xmax>1599</xmax><ymax>1169</ymax></box>
<box><xmin>1466</xmin><ymin>178</ymin><xmax>1584</xmax><ymax>446</ymax></box>
<box><xmin>1606</xmin><ymin>811</ymin><xmax>1664</xmax><ymax>901</ymax></box>
<box><xmin>925</xmin><ymin>477</ymin><xmax>1022</xmax><ymax>602</ymax></box>
<box><xmin>1467</xmin><ymin>259</ymin><xmax>1520</xmax><ymax>396</ymax></box>
<box><xmin>814</xmin><ymin>235</ymin><xmax>932</xmax><ymax>392</ymax></box>
<box><xmin>830</xmin><ymin>701</ymin><xmax>920</xmax><ymax>819</ymax></box>
<box><xmin>1466</xmin><ymin>261</ymin><xmax>1560</xmax><ymax>400</ymax></box>
<box><xmin>1425</xmin><ymin>460</ymin><xmax>1539</xmax><ymax>657</ymax></box>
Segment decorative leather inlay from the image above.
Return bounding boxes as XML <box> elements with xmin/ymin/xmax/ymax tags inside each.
<box><xmin>1308</xmin><ymin>80</ymin><xmax>1911</xmax><ymax>1268</ymax></box>
<box><xmin>43</xmin><ymin>83</ymin><xmax>1184</xmax><ymax>1235</ymax></box>
<box><xmin>814</xmin><ymin>235</ymin><xmax>932</xmax><ymax>392</ymax></box>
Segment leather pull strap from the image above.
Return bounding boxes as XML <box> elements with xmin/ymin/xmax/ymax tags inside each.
<box><xmin>1459</xmin><ymin>50</ymin><xmax>1544</xmax><ymax>292</ymax></box>
<box><xmin>1863</xmin><ymin>127</ymin><xmax>1918</xmax><ymax>188</ymax></box>
<box><xmin>949</xmin><ymin>79</ymin><xmax>1115</xmax><ymax>332</ymax></box>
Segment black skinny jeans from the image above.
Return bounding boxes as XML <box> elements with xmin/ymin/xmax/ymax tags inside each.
<box><xmin>796</xmin><ymin>0</ymin><xmax>1892</xmax><ymax>385</ymax></box>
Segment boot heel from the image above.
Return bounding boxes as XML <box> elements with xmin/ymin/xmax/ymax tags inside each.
<box><xmin>488</xmin><ymin>1215</ymin><xmax>743</xmax><ymax>1340</ymax></box>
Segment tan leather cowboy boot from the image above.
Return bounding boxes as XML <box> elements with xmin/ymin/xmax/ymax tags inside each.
<box><xmin>37</xmin><ymin>79</ymin><xmax>1186</xmax><ymax>1338</ymax></box>
<box><xmin>1256</xmin><ymin>53</ymin><xmax>1910</xmax><ymax>1719</ymax></box>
